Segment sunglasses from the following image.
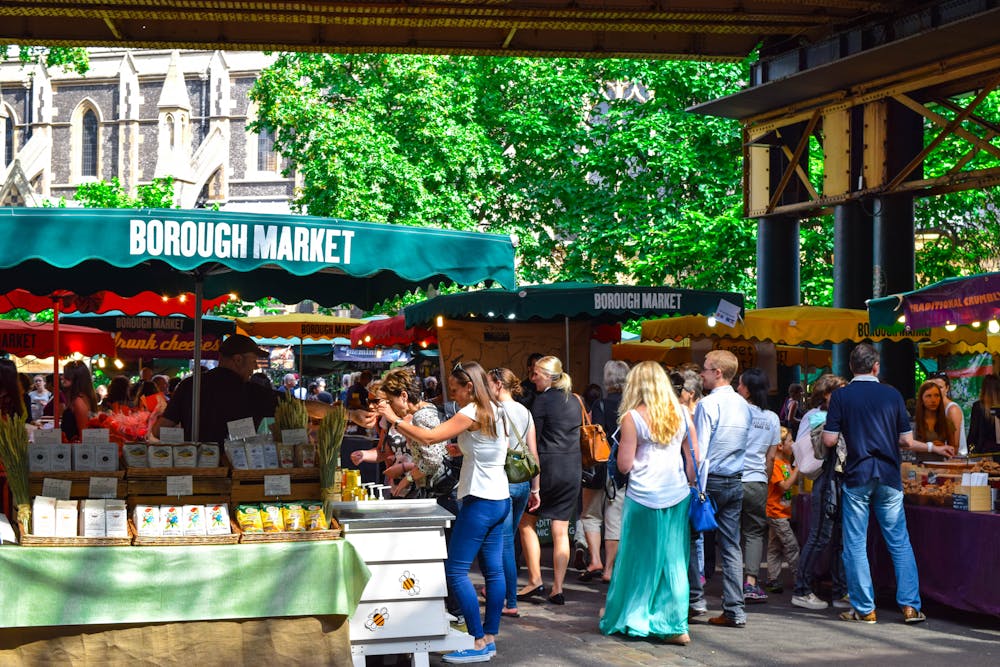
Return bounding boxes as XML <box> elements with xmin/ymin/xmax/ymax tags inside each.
<box><xmin>453</xmin><ymin>362</ymin><xmax>471</xmax><ymax>382</ymax></box>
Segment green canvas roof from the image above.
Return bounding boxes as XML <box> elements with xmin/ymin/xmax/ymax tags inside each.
<box><xmin>404</xmin><ymin>282</ymin><xmax>744</xmax><ymax>327</ymax></box>
<box><xmin>0</xmin><ymin>208</ymin><xmax>516</xmax><ymax>309</ymax></box>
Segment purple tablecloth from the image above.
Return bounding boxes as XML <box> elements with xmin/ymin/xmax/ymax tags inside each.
<box><xmin>794</xmin><ymin>494</ymin><xmax>1000</xmax><ymax>617</ymax></box>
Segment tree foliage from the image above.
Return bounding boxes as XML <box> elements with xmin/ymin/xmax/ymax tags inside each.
<box><xmin>1</xmin><ymin>46</ymin><xmax>89</xmax><ymax>74</ymax></box>
<box><xmin>251</xmin><ymin>54</ymin><xmax>758</xmax><ymax>300</ymax></box>
<box><xmin>72</xmin><ymin>176</ymin><xmax>177</xmax><ymax>209</ymax></box>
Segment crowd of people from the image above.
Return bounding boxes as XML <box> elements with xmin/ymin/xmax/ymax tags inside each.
<box><xmin>8</xmin><ymin>335</ymin><xmax>1000</xmax><ymax>661</ymax></box>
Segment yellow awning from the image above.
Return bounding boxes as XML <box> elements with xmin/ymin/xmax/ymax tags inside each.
<box><xmin>919</xmin><ymin>333</ymin><xmax>1000</xmax><ymax>358</ymax></box>
<box><xmin>642</xmin><ymin>306</ymin><xmax>986</xmax><ymax>346</ymax></box>
<box><xmin>613</xmin><ymin>339</ymin><xmax>831</xmax><ymax>368</ymax></box>
<box><xmin>234</xmin><ymin>313</ymin><xmax>365</xmax><ymax>340</ymax></box>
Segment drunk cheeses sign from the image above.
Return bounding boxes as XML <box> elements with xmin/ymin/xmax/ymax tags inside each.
<box><xmin>129</xmin><ymin>218</ymin><xmax>354</xmax><ymax>264</ymax></box>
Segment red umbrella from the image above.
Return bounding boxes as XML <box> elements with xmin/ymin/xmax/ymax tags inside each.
<box><xmin>0</xmin><ymin>319</ymin><xmax>115</xmax><ymax>358</ymax></box>
<box><xmin>350</xmin><ymin>314</ymin><xmax>437</xmax><ymax>348</ymax></box>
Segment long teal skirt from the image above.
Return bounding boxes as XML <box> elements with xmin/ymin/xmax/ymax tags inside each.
<box><xmin>599</xmin><ymin>494</ymin><xmax>691</xmax><ymax>638</ymax></box>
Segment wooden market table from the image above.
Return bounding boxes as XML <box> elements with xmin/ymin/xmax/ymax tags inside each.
<box><xmin>0</xmin><ymin>539</ymin><xmax>371</xmax><ymax>665</ymax></box>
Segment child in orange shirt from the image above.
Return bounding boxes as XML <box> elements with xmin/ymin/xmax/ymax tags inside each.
<box><xmin>765</xmin><ymin>426</ymin><xmax>800</xmax><ymax>593</ymax></box>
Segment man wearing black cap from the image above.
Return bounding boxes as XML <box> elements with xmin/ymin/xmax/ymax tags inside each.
<box><xmin>153</xmin><ymin>334</ymin><xmax>277</xmax><ymax>444</ymax></box>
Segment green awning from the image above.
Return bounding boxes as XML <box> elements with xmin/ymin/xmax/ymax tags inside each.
<box><xmin>404</xmin><ymin>282</ymin><xmax>744</xmax><ymax>327</ymax></box>
<box><xmin>0</xmin><ymin>208</ymin><xmax>516</xmax><ymax>309</ymax></box>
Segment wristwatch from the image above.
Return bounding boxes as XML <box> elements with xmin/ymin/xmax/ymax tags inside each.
<box><xmin>394</xmin><ymin>417</ymin><xmax>404</xmax><ymax>428</ymax></box>
<box><xmin>926</xmin><ymin>441</ymin><xmax>934</xmax><ymax>452</ymax></box>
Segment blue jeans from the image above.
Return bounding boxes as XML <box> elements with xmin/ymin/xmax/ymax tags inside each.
<box><xmin>446</xmin><ymin>495</ymin><xmax>511</xmax><ymax>639</ymax></box>
<box><xmin>690</xmin><ymin>475</ymin><xmax>745</xmax><ymax>622</ymax></box>
<box><xmin>841</xmin><ymin>479</ymin><xmax>920</xmax><ymax>615</ymax></box>
<box><xmin>793</xmin><ymin>468</ymin><xmax>845</xmax><ymax>598</ymax></box>
<box><xmin>503</xmin><ymin>481</ymin><xmax>531</xmax><ymax>609</ymax></box>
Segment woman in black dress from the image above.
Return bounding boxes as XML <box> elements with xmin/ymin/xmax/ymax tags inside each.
<box><xmin>517</xmin><ymin>355</ymin><xmax>582</xmax><ymax>605</ymax></box>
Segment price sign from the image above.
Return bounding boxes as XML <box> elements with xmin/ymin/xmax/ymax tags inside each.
<box><xmin>281</xmin><ymin>429</ymin><xmax>307</xmax><ymax>445</ymax></box>
<box><xmin>89</xmin><ymin>476</ymin><xmax>118</xmax><ymax>499</ymax></box>
<box><xmin>227</xmin><ymin>417</ymin><xmax>257</xmax><ymax>441</ymax></box>
<box><xmin>82</xmin><ymin>428</ymin><xmax>110</xmax><ymax>444</ymax></box>
<box><xmin>264</xmin><ymin>474</ymin><xmax>291</xmax><ymax>497</ymax></box>
<box><xmin>41</xmin><ymin>478</ymin><xmax>72</xmax><ymax>500</ymax></box>
<box><xmin>714</xmin><ymin>299</ymin><xmax>742</xmax><ymax>328</ymax></box>
<box><xmin>166</xmin><ymin>475</ymin><xmax>193</xmax><ymax>497</ymax></box>
<box><xmin>34</xmin><ymin>429</ymin><xmax>61</xmax><ymax>445</ymax></box>
<box><xmin>159</xmin><ymin>427</ymin><xmax>185</xmax><ymax>444</ymax></box>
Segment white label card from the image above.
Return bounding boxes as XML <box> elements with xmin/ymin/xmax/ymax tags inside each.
<box><xmin>166</xmin><ymin>475</ymin><xmax>193</xmax><ymax>497</ymax></box>
<box><xmin>42</xmin><ymin>478</ymin><xmax>72</xmax><ymax>500</ymax></box>
<box><xmin>34</xmin><ymin>429</ymin><xmax>61</xmax><ymax>445</ymax></box>
<box><xmin>89</xmin><ymin>476</ymin><xmax>118</xmax><ymax>499</ymax></box>
<box><xmin>227</xmin><ymin>418</ymin><xmax>257</xmax><ymax>441</ymax></box>
<box><xmin>159</xmin><ymin>427</ymin><xmax>185</xmax><ymax>444</ymax></box>
<box><xmin>264</xmin><ymin>474</ymin><xmax>291</xmax><ymax>497</ymax></box>
<box><xmin>81</xmin><ymin>428</ymin><xmax>110</xmax><ymax>444</ymax></box>
<box><xmin>714</xmin><ymin>299</ymin><xmax>742</xmax><ymax>328</ymax></box>
<box><xmin>281</xmin><ymin>429</ymin><xmax>307</xmax><ymax>445</ymax></box>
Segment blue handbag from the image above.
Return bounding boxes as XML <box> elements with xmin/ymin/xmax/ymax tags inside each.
<box><xmin>685</xmin><ymin>417</ymin><xmax>718</xmax><ymax>532</ymax></box>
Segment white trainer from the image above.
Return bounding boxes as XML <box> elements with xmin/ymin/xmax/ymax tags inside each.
<box><xmin>791</xmin><ymin>593</ymin><xmax>829</xmax><ymax>610</ymax></box>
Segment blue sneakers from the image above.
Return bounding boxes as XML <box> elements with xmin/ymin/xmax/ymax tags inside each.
<box><xmin>442</xmin><ymin>643</ymin><xmax>496</xmax><ymax>663</ymax></box>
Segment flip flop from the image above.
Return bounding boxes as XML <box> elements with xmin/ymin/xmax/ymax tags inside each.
<box><xmin>578</xmin><ymin>569</ymin><xmax>603</xmax><ymax>582</ymax></box>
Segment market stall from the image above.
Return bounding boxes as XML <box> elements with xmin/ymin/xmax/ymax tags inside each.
<box><xmin>404</xmin><ymin>282</ymin><xmax>743</xmax><ymax>389</ymax></box>
<box><xmin>0</xmin><ymin>206</ymin><xmax>517</xmax><ymax>661</ymax></box>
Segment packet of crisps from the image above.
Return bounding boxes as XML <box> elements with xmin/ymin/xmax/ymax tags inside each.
<box><xmin>261</xmin><ymin>503</ymin><xmax>285</xmax><ymax>532</ymax></box>
<box><xmin>304</xmin><ymin>503</ymin><xmax>328</xmax><ymax>531</ymax></box>
<box><xmin>282</xmin><ymin>503</ymin><xmax>306</xmax><ymax>532</ymax></box>
<box><xmin>236</xmin><ymin>504</ymin><xmax>264</xmax><ymax>533</ymax></box>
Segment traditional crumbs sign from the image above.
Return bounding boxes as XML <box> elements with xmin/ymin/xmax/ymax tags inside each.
<box><xmin>129</xmin><ymin>218</ymin><xmax>355</xmax><ymax>264</ymax></box>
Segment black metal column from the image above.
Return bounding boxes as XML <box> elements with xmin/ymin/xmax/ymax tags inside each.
<box><xmin>873</xmin><ymin>100</ymin><xmax>921</xmax><ymax>398</ymax></box>
<box><xmin>832</xmin><ymin>202</ymin><xmax>873</xmax><ymax>378</ymax></box>
<box><xmin>756</xmin><ymin>215</ymin><xmax>800</xmax><ymax>308</ymax></box>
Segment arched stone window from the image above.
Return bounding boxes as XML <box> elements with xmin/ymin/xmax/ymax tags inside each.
<box><xmin>257</xmin><ymin>125</ymin><xmax>277</xmax><ymax>172</ymax></box>
<box><xmin>2</xmin><ymin>104</ymin><xmax>15</xmax><ymax>166</ymax></box>
<box><xmin>81</xmin><ymin>109</ymin><xmax>99</xmax><ymax>177</ymax></box>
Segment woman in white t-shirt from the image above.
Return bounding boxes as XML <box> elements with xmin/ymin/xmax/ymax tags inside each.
<box><xmin>380</xmin><ymin>361</ymin><xmax>510</xmax><ymax>664</ymax></box>
<box><xmin>599</xmin><ymin>361</ymin><xmax>698</xmax><ymax>645</ymax></box>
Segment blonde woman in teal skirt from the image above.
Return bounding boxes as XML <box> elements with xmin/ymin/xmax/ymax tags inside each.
<box><xmin>599</xmin><ymin>361</ymin><xmax>699</xmax><ymax>645</ymax></box>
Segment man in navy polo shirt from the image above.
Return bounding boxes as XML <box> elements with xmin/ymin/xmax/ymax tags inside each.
<box><xmin>822</xmin><ymin>344</ymin><xmax>954</xmax><ymax>625</ymax></box>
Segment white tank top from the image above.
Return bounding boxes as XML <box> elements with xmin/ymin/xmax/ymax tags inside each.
<box><xmin>624</xmin><ymin>407</ymin><xmax>690</xmax><ymax>510</ymax></box>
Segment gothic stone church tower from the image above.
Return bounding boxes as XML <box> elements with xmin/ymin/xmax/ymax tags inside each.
<box><xmin>0</xmin><ymin>49</ymin><xmax>296</xmax><ymax>211</ymax></box>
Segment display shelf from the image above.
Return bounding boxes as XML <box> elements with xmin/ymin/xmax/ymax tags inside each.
<box><xmin>28</xmin><ymin>470</ymin><xmax>125</xmax><ymax>500</ymax></box>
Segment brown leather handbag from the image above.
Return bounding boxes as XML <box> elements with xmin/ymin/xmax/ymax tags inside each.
<box><xmin>575</xmin><ymin>394</ymin><xmax>610</xmax><ymax>467</ymax></box>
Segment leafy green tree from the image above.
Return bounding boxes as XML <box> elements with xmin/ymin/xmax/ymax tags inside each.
<box><xmin>251</xmin><ymin>54</ymin><xmax>757</xmax><ymax>298</ymax></box>
<box><xmin>1</xmin><ymin>46</ymin><xmax>89</xmax><ymax>74</ymax></box>
<box><xmin>73</xmin><ymin>176</ymin><xmax>176</xmax><ymax>209</ymax></box>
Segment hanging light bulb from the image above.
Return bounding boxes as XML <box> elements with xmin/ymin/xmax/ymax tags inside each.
<box><xmin>944</xmin><ymin>323</ymin><xmax>957</xmax><ymax>332</ymax></box>
<box><xmin>436</xmin><ymin>315</ymin><xmax>444</xmax><ymax>328</ymax></box>
<box><xmin>707</xmin><ymin>316</ymin><xmax>717</xmax><ymax>328</ymax></box>
<box><xmin>897</xmin><ymin>315</ymin><xmax>906</xmax><ymax>324</ymax></box>
<box><xmin>988</xmin><ymin>320</ymin><xmax>1000</xmax><ymax>334</ymax></box>
<box><xmin>113</xmin><ymin>358</ymin><xmax>124</xmax><ymax>370</ymax></box>
<box><xmin>97</xmin><ymin>357</ymin><xmax>106</xmax><ymax>369</ymax></box>
<box><xmin>971</xmin><ymin>321</ymin><xmax>982</xmax><ymax>328</ymax></box>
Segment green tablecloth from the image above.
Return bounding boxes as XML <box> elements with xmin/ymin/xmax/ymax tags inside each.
<box><xmin>0</xmin><ymin>540</ymin><xmax>371</xmax><ymax>627</ymax></box>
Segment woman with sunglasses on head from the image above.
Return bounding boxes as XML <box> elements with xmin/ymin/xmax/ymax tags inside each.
<box><xmin>517</xmin><ymin>355</ymin><xmax>582</xmax><ymax>606</ymax></box>
<box><xmin>485</xmin><ymin>367</ymin><xmax>541</xmax><ymax>619</ymax></box>
<box><xmin>377</xmin><ymin>361</ymin><xmax>509</xmax><ymax>664</ymax></box>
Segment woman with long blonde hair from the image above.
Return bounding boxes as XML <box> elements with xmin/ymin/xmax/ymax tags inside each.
<box><xmin>517</xmin><ymin>355</ymin><xmax>581</xmax><ymax>606</ymax></box>
<box><xmin>599</xmin><ymin>361</ymin><xmax>698</xmax><ymax>645</ymax></box>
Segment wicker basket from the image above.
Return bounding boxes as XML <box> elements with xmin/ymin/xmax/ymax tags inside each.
<box><xmin>129</xmin><ymin>518</ymin><xmax>241</xmax><ymax>546</ymax></box>
<box><xmin>16</xmin><ymin>523</ymin><xmax>132</xmax><ymax>547</ymax></box>
<box><xmin>238</xmin><ymin>516</ymin><xmax>341</xmax><ymax>543</ymax></box>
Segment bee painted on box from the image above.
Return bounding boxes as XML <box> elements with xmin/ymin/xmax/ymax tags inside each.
<box><xmin>399</xmin><ymin>571</ymin><xmax>421</xmax><ymax>596</ymax></box>
<box><xmin>365</xmin><ymin>607</ymin><xmax>389</xmax><ymax>632</ymax></box>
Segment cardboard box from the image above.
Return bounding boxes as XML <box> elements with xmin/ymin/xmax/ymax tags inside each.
<box><xmin>32</xmin><ymin>496</ymin><xmax>57</xmax><ymax>536</ymax></box>
<box><xmin>953</xmin><ymin>485</ymin><xmax>991</xmax><ymax>512</ymax></box>
<box><xmin>124</xmin><ymin>443</ymin><xmax>148</xmax><ymax>468</ymax></box>
<box><xmin>94</xmin><ymin>443</ymin><xmax>119</xmax><ymax>472</ymax></box>
<box><xmin>134</xmin><ymin>505</ymin><xmax>161</xmax><ymax>536</ymax></box>
<box><xmin>105</xmin><ymin>499</ymin><xmax>128</xmax><ymax>537</ymax></box>
<box><xmin>73</xmin><ymin>443</ymin><xmax>96</xmax><ymax>471</ymax></box>
<box><xmin>147</xmin><ymin>445</ymin><xmax>174</xmax><ymax>468</ymax></box>
<box><xmin>183</xmin><ymin>504</ymin><xmax>207</xmax><ymax>536</ymax></box>
<box><xmin>28</xmin><ymin>442</ymin><xmax>51</xmax><ymax>472</ymax></box>
<box><xmin>50</xmin><ymin>443</ymin><xmax>72</xmax><ymax>472</ymax></box>
<box><xmin>55</xmin><ymin>499</ymin><xmax>79</xmax><ymax>537</ymax></box>
<box><xmin>206</xmin><ymin>503</ymin><xmax>231</xmax><ymax>535</ymax></box>
<box><xmin>160</xmin><ymin>505</ymin><xmax>183</xmax><ymax>535</ymax></box>
<box><xmin>173</xmin><ymin>444</ymin><xmax>198</xmax><ymax>468</ymax></box>
<box><xmin>79</xmin><ymin>499</ymin><xmax>106</xmax><ymax>537</ymax></box>
<box><xmin>197</xmin><ymin>444</ymin><xmax>220</xmax><ymax>468</ymax></box>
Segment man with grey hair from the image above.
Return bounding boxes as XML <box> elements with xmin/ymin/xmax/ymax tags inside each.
<box><xmin>822</xmin><ymin>343</ymin><xmax>951</xmax><ymax>624</ymax></box>
<box><xmin>279</xmin><ymin>373</ymin><xmax>307</xmax><ymax>399</ymax></box>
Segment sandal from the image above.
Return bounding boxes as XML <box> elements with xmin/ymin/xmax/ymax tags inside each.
<box><xmin>664</xmin><ymin>633</ymin><xmax>690</xmax><ymax>646</ymax></box>
<box><xmin>578</xmin><ymin>569</ymin><xmax>603</xmax><ymax>582</ymax></box>
<box><xmin>501</xmin><ymin>608</ymin><xmax>521</xmax><ymax>618</ymax></box>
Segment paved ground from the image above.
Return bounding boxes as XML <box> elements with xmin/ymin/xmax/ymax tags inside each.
<box><xmin>390</xmin><ymin>548</ymin><xmax>1000</xmax><ymax>667</ymax></box>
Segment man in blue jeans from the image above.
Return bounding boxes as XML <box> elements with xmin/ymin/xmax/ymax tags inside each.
<box><xmin>690</xmin><ymin>350</ymin><xmax>752</xmax><ymax>627</ymax></box>
<box><xmin>823</xmin><ymin>343</ymin><xmax>954</xmax><ymax>624</ymax></box>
